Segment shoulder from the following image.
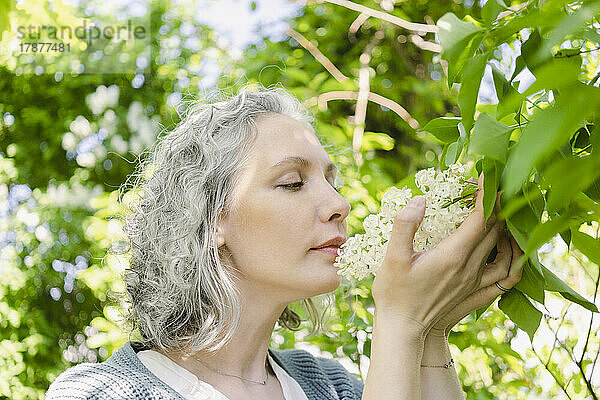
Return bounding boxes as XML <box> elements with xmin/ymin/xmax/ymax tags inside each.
<box><xmin>45</xmin><ymin>342</ymin><xmax>182</xmax><ymax>400</ymax></box>
<box><xmin>270</xmin><ymin>347</ymin><xmax>363</xmax><ymax>400</ymax></box>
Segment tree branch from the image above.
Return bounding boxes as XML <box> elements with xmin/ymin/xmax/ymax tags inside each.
<box><xmin>304</xmin><ymin>90</ymin><xmax>420</xmax><ymax>130</ymax></box>
<box><xmin>285</xmin><ymin>28</ymin><xmax>349</xmax><ymax>83</ymax></box>
<box><xmin>579</xmin><ymin>260</ymin><xmax>600</xmax><ymax>365</ymax></box>
<box><xmin>349</xmin><ymin>12</ymin><xmax>369</xmax><ymax>34</ymax></box>
<box><xmin>315</xmin><ymin>0</ymin><xmax>438</xmax><ymax>33</ymax></box>
<box><xmin>545</xmin><ymin>303</ymin><xmax>598</xmax><ymax>400</ymax></box>
<box><xmin>409</xmin><ymin>34</ymin><xmax>441</xmax><ymax>53</ymax></box>
<box><xmin>531</xmin><ymin>345</ymin><xmax>574</xmax><ymax>400</ymax></box>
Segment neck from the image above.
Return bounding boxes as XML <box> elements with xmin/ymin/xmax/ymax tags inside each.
<box><xmin>158</xmin><ymin>282</ymin><xmax>290</xmax><ymax>382</ymax></box>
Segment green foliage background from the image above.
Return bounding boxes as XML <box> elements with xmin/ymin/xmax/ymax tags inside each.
<box><xmin>1</xmin><ymin>0</ymin><xmax>600</xmax><ymax>399</ymax></box>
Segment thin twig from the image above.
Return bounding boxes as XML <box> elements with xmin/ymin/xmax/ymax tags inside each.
<box><xmin>409</xmin><ymin>34</ymin><xmax>441</xmax><ymax>53</ymax></box>
<box><xmin>574</xmin><ymin>144</ymin><xmax>592</xmax><ymax>155</ymax></box>
<box><xmin>285</xmin><ymin>28</ymin><xmax>349</xmax><ymax>83</ymax></box>
<box><xmin>531</xmin><ymin>346</ymin><xmax>574</xmax><ymax>400</ymax></box>
<box><xmin>530</xmin><ymin>308</ymin><xmax>574</xmax><ymax>400</ymax></box>
<box><xmin>590</xmin><ymin>329</ymin><xmax>600</xmax><ymax>385</ymax></box>
<box><xmin>351</xmin><ymin>32</ymin><xmax>383</xmax><ymax>166</ymax></box>
<box><xmin>579</xmin><ymin>262</ymin><xmax>600</xmax><ymax>367</ymax></box>
<box><xmin>316</xmin><ymin>0</ymin><xmax>438</xmax><ymax>33</ymax></box>
<box><xmin>555</xmin><ymin>328</ymin><xmax>599</xmax><ymax>400</ymax></box>
<box><xmin>349</xmin><ymin>12</ymin><xmax>369</xmax><ymax>34</ymax></box>
<box><xmin>589</xmin><ymin>70</ymin><xmax>600</xmax><ymax>86</ymax></box>
<box><xmin>547</xmin><ymin>303</ymin><xmax>598</xmax><ymax>400</ymax></box>
<box><xmin>554</xmin><ymin>46</ymin><xmax>600</xmax><ymax>58</ymax></box>
<box><xmin>304</xmin><ymin>91</ymin><xmax>420</xmax><ymax>129</ymax></box>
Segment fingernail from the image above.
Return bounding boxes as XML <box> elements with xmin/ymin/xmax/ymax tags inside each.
<box><xmin>408</xmin><ymin>196</ymin><xmax>425</xmax><ymax>208</ymax></box>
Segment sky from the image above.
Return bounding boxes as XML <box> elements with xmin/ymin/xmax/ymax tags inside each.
<box><xmin>193</xmin><ymin>0</ymin><xmax>303</xmax><ymax>52</ymax></box>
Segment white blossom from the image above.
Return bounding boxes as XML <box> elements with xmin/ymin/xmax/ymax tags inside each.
<box><xmin>334</xmin><ymin>162</ymin><xmax>477</xmax><ymax>281</ymax></box>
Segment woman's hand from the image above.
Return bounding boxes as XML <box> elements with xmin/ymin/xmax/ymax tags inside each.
<box><xmin>371</xmin><ymin>173</ymin><xmax>508</xmax><ymax>333</ymax></box>
<box><xmin>427</xmin><ymin>227</ymin><xmax>524</xmax><ymax>337</ymax></box>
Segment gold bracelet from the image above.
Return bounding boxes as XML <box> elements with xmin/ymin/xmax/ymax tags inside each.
<box><xmin>421</xmin><ymin>358</ymin><xmax>454</xmax><ymax>369</ymax></box>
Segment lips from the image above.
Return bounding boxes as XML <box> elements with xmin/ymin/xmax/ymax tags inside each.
<box><xmin>309</xmin><ymin>246</ymin><xmax>342</xmax><ymax>257</ymax></box>
<box><xmin>311</xmin><ymin>236</ymin><xmax>346</xmax><ymax>250</ymax></box>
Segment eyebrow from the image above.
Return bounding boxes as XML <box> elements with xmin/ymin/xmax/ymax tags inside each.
<box><xmin>269</xmin><ymin>156</ymin><xmax>338</xmax><ymax>176</ymax></box>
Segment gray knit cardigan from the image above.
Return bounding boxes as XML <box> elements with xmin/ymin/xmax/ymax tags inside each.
<box><xmin>45</xmin><ymin>341</ymin><xmax>364</xmax><ymax>399</ymax></box>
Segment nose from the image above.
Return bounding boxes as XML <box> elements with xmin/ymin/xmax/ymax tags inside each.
<box><xmin>319</xmin><ymin>183</ymin><xmax>351</xmax><ymax>223</ymax></box>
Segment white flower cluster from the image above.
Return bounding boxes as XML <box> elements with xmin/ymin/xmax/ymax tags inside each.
<box><xmin>334</xmin><ymin>163</ymin><xmax>476</xmax><ymax>281</ymax></box>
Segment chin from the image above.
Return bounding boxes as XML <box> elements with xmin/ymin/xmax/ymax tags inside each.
<box><xmin>309</xmin><ymin>268</ymin><xmax>342</xmax><ymax>296</ymax></box>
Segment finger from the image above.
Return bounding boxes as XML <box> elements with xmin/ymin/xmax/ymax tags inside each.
<box><xmin>439</xmin><ymin>172</ymin><xmax>492</xmax><ymax>261</ymax></box>
<box><xmin>479</xmin><ymin>232</ymin><xmax>512</xmax><ymax>288</ymax></box>
<box><xmin>446</xmin><ymin>283</ymin><xmax>504</xmax><ymax>327</ymax></box>
<box><xmin>495</xmin><ymin>190</ymin><xmax>504</xmax><ymax>214</ymax></box>
<box><xmin>497</xmin><ymin>234</ymin><xmax>525</xmax><ymax>289</ymax></box>
<box><xmin>465</xmin><ymin>218</ymin><xmax>506</xmax><ymax>276</ymax></box>
<box><xmin>387</xmin><ymin>195</ymin><xmax>426</xmax><ymax>267</ymax></box>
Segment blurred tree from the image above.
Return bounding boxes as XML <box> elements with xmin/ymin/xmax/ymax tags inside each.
<box><xmin>0</xmin><ymin>0</ymin><xmax>236</xmax><ymax>397</ymax></box>
<box><xmin>1</xmin><ymin>0</ymin><xmax>599</xmax><ymax>399</ymax></box>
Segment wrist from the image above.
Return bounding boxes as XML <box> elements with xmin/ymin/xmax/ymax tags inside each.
<box><xmin>427</xmin><ymin>325</ymin><xmax>450</xmax><ymax>339</ymax></box>
<box><xmin>421</xmin><ymin>330</ymin><xmax>453</xmax><ymax>366</ymax></box>
<box><xmin>374</xmin><ymin>307</ymin><xmax>428</xmax><ymax>340</ymax></box>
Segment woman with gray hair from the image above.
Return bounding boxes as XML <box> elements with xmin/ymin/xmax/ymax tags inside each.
<box><xmin>46</xmin><ymin>84</ymin><xmax>523</xmax><ymax>400</ymax></box>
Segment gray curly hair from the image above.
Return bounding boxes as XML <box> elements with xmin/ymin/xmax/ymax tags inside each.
<box><xmin>118</xmin><ymin>83</ymin><xmax>336</xmax><ymax>354</ymax></box>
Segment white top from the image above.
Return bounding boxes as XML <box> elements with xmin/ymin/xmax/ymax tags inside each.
<box><xmin>137</xmin><ymin>349</ymin><xmax>309</xmax><ymax>400</ymax></box>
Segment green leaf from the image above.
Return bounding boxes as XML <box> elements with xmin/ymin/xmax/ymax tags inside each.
<box><xmin>525</xmin><ymin>213</ymin><xmax>573</xmax><ymax>257</ymax></box>
<box><xmin>482</xmin><ymin>0</ymin><xmax>507</xmax><ymax>25</ymax></box>
<box><xmin>444</xmin><ymin>141</ymin><xmax>461</xmax><ymax>166</ymax></box>
<box><xmin>469</xmin><ymin>113</ymin><xmax>511</xmax><ymax>163</ymax></box>
<box><xmin>570</xmin><ymin>228</ymin><xmax>600</xmax><ymax>266</ymax></box>
<box><xmin>580</xmin><ymin>28</ymin><xmax>600</xmax><ymax>44</ymax></box>
<box><xmin>481</xmin><ymin>157</ymin><xmax>502</xmax><ymax>222</ymax></box>
<box><xmin>396</xmin><ymin>172</ymin><xmax>425</xmax><ymax>196</ymax></box>
<box><xmin>458</xmin><ymin>54</ymin><xmax>488</xmax><ymax>133</ymax></box>
<box><xmin>362</xmin><ymin>132</ymin><xmax>395</xmax><ymax>151</ymax></box>
<box><xmin>541</xmin><ymin>264</ymin><xmax>598</xmax><ymax>312</ymax></box>
<box><xmin>584</xmin><ymin>176</ymin><xmax>600</xmax><ymax>202</ymax></box>
<box><xmin>499</xmin><ymin>183</ymin><xmax>543</xmax><ymax>220</ymax></box>
<box><xmin>543</xmin><ymin>155</ymin><xmax>600</xmax><ymax>212</ymax></box>
<box><xmin>559</xmin><ymin>228</ymin><xmax>571</xmax><ymax>250</ymax></box>
<box><xmin>422</xmin><ymin>117</ymin><xmax>461</xmax><ymax>143</ymax></box>
<box><xmin>504</xmin><ymin>196</ymin><xmax>545</xmax><ymax>278</ymax></box>
<box><xmin>448</xmin><ymin>34</ymin><xmax>485</xmax><ymax>86</ymax></box>
<box><xmin>437</xmin><ymin>13</ymin><xmax>485</xmax><ymax>86</ymax></box>
<box><xmin>491</xmin><ymin>65</ymin><xmax>508</xmax><ymax>101</ymax></box>
<box><xmin>534</xmin><ymin>3</ymin><xmax>600</xmax><ymax>67</ymax></box>
<box><xmin>437</xmin><ymin>13</ymin><xmax>485</xmax><ymax>61</ymax></box>
<box><xmin>505</xmin><ymin>200</ymin><xmax>542</xmax><ymax>239</ymax></box>
<box><xmin>515</xmin><ymin>260</ymin><xmax>546</xmax><ymax>304</ymax></box>
<box><xmin>439</xmin><ymin>143</ymin><xmax>449</xmax><ymax>170</ymax></box>
<box><xmin>498</xmin><ymin>289</ymin><xmax>542</xmax><ymax>341</ymax></box>
<box><xmin>492</xmin><ymin>66</ymin><xmax>522</xmax><ymax>119</ymax></box>
<box><xmin>510</xmin><ymin>55</ymin><xmax>526</xmax><ymax>82</ymax></box>
<box><xmin>520</xmin><ymin>30</ymin><xmax>546</xmax><ymax>73</ymax></box>
<box><xmin>527</xmin><ymin>60</ymin><xmax>582</xmax><ymax>94</ymax></box>
<box><xmin>500</xmin><ymin>60</ymin><xmax>581</xmax><ymax>116</ymax></box>
<box><xmin>503</xmin><ymin>83</ymin><xmax>600</xmax><ymax>197</ymax></box>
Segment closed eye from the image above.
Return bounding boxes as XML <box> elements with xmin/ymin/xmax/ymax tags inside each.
<box><xmin>280</xmin><ymin>178</ymin><xmax>342</xmax><ymax>192</ymax></box>
<box><xmin>279</xmin><ymin>181</ymin><xmax>305</xmax><ymax>191</ymax></box>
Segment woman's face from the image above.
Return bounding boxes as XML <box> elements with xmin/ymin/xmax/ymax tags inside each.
<box><xmin>216</xmin><ymin>112</ymin><xmax>351</xmax><ymax>302</ymax></box>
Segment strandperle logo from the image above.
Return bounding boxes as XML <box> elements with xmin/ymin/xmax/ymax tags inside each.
<box><xmin>16</xmin><ymin>20</ymin><xmax>147</xmax><ymax>45</ymax></box>
<box><xmin>1</xmin><ymin>2</ymin><xmax>151</xmax><ymax>75</ymax></box>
